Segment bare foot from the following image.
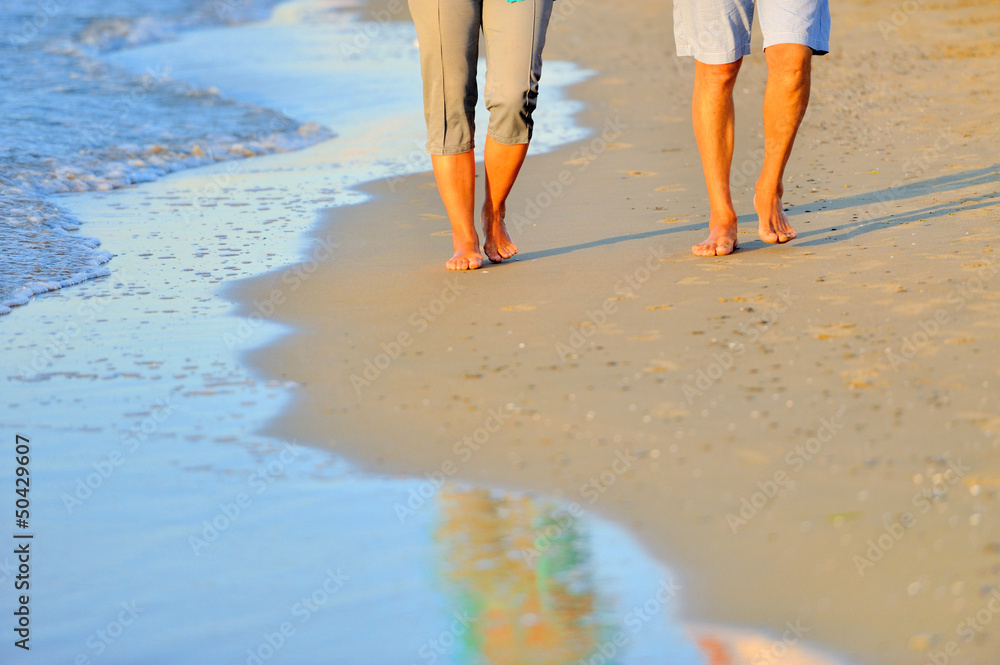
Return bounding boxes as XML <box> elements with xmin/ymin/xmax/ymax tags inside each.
<box><xmin>692</xmin><ymin>214</ymin><xmax>739</xmax><ymax>256</ymax></box>
<box><xmin>446</xmin><ymin>235</ymin><xmax>483</xmax><ymax>271</ymax></box>
<box><xmin>481</xmin><ymin>202</ymin><xmax>518</xmax><ymax>263</ymax></box>
<box><xmin>753</xmin><ymin>190</ymin><xmax>797</xmax><ymax>244</ymax></box>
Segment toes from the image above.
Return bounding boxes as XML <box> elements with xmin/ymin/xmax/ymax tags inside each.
<box><xmin>484</xmin><ymin>240</ymin><xmax>516</xmax><ymax>262</ymax></box>
<box><xmin>775</xmin><ymin>229</ymin><xmax>796</xmax><ymax>243</ymax></box>
<box><xmin>447</xmin><ymin>254</ymin><xmax>482</xmax><ymax>270</ymax></box>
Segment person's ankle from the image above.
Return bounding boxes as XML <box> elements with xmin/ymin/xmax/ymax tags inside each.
<box><xmin>708</xmin><ymin>206</ymin><xmax>738</xmax><ymax>224</ymax></box>
<box><xmin>755</xmin><ymin>176</ymin><xmax>785</xmax><ymax>196</ymax></box>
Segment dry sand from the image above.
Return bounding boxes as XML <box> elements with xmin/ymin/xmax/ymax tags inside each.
<box><xmin>233</xmin><ymin>1</ymin><xmax>1000</xmax><ymax>663</ymax></box>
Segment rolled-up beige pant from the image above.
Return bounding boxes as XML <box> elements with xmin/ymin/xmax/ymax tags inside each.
<box><xmin>409</xmin><ymin>0</ymin><xmax>553</xmax><ymax>155</ymax></box>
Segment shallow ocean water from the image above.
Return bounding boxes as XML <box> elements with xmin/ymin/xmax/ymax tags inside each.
<box><xmin>0</xmin><ymin>0</ymin><xmax>325</xmax><ymax>315</ymax></box>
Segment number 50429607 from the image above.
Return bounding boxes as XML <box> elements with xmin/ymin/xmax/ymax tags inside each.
<box><xmin>15</xmin><ymin>435</ymin><xmax>29</xmax><ymax>528</ymax></box>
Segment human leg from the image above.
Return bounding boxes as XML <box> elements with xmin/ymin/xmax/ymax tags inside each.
<box><xmin>410</xmin><ymin>0</ymin><xmax>484</xmax><ymax>269</ymax></box>
<box><xmin>479</xmin><ymin>0</ymin><xmax>552</xmax><ymax>263</ymax></box>
<box><xmin>753</xmin><ymin>43</ymin><xmax>811</xmax><ymax>244</ymax></box>
<box><xmin>691</xmin><ymin>57</ymin><xmax>744</xmax><ymax>256</ymax></box>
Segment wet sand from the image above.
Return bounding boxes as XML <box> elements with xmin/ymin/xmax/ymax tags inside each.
<box><xmin>235</xmin><ymin>0</ymin><xmax>1000</xmax><ymax>663</ymax></box>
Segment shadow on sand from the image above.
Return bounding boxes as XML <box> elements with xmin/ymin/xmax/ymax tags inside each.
<box><xmin>514</xmin><ymin>162</ymin><xmax>1000</xmax><ymax>260</ymax></box>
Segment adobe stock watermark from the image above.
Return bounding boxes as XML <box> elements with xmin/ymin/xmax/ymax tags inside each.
<box><xmin>175</xmin><ymin>108</ymin><xmax>329</xmax><ymax>226</ymax></box>
<box><xmin>747</xmin><ymin>618</ymin><xmax>812</xmax><ymax>665</ymax></box>
<box><xmin>924</xmin><ymin>589</ymin><xmax>1000</xmax><ymax>665</ymax></box>
<box><xmin>350</xmin><ymin>277</ymin><xmax>466</xmax><ymax>396</ymax></box>
<box><xmin>577</xmin><ymin>578</ymin><xmax>681</xmax><ymax>665</ymax></box>
<box><xmin>548</xmin><ymin>0</ymin><xmax>587</xmax><ymax>27</ymax></box>
<box><xmin>912</xmin><ymin>455</ymin><xmax>971</xmax><ymax>515</ymax></box>
<box><xmin>726</xmin><ymin>407</ymin><xmax>846</xmax><ymax>534</ymax></box>
<box><xmin>681</xmin><ymin>289</ymin><xmax>796</xmax><ymax>406</ymax></box>
<box><xmin>189</xmin><ymin>442</ymin><xmax>304</xmax><ymax>555</ymax></box>
<box><xmin>579</xmin><ymin>449</ymin><xmax>639</xmax><ymax>504</ymax></box>
<box><xmin>555</xmin><ymin>244</ymin><xmax>667</xmax><ymax>362</ymax></box>
<box><xmin>340</xmin><ymin>0</ymin><xmax>408</xmax><ymax>57</ymax></box>
<box><xmin>0</xmin><ymin>557</ymin><xmax>16</xmax><ymax>585</ymax></box>
<box><xmin>508</xmin><ymin>116</ymin><xmax>628</xmax><ymax>234</ymax></box>
<box><xmin>884</xmin><ymin>261</ymin><xmax>998</xmax><ymax>368</ymax></box>
<box><xmin>79</xmin><ymin>66</ymin><xmax>173</xmax><ymax>151</ymax></box>
<box><xmin>18</xmin><ymin>266</ymin><xmax>133</xmax><ymax>379</ymax></box>
<box><xmin>5</xmin><ymin>0</ymin><xmax>70</xmax><ymax>49</ymax></box>
<box><xmin>851</xmin><ymin>513</ymin><xmax>917</xmax><ymax>577</ymax></box>
<box><xmin>69</xmin><ymin>600</ymin><xmax>144</xmax><ymax>663</ymax></box>
<box><xmin>244</xmin><ymin>567</ymin><xmax>350</xmax><ymax>665</ymax></box>
<box><xmin>414</xmin><ymin>611</ymin><xmax>478</xmax><ymax>664</ymax></box>
<box><xmin>877</xmin><ymin>0</ymin><xmax>928</xmax><ymax>39</ymax></box>
<box><xmin>518</xmin><ymin>502</ymin><xmax>584</xmax><ymax>564</ymax></box>
<box><xmin>224</xmin><ymin>232</ymin><xmax>339</xmax><ymax>349</ymax></box>
<box><xmin>394</xmin><ymin>406</ymin><xmax>510</xmax><ymax>522</ymax></box>
<box><xmin>62</xmin><ymin>393</ymin><xmax>179</xmax><ymax>513</ymax></box>
<box><xmin>854</xmin><ymin>130</ymin><xmax>953</xmax><ymax>228</ymax></box>
<box><xmin>213</xmin><ymin>0</ymin><xmax>257</xmax><ymax>20</ymax></box>
<box><xmin>853</xmin><ymin>454</ymin><xmax>968</xmax><ymax>576</ymax></box>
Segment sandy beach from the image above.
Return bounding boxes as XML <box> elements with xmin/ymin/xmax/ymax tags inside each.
<box><xmin>233</xmin><ymin>0</ymin><xmax>1000</xmax><ymax>663</ymax></box>
<box><xmin>2</xmin><ymin>0</ymin><xmax>998</xmax><ymax>662</ymax></box>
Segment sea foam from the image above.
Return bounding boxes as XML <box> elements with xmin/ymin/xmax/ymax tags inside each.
<box><xmin>0</xmin><ymin>0</ymin><xmax>333</xmax><ymax>316</ymax></box>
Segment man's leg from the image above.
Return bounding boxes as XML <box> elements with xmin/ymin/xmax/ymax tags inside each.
<box><xmin>754</xmin><ymin>43</ymin><xmax>811</xmax><ymax>243</ymax></box>
<box><xmin>691</xmin><ymin>58</ymin><xmax>743</xmax><ymax>257</ymax></box>
<box><xmin>432</xmin><ymin>151</ymin><xmax>482</xmax><ymax>271</ymax></box>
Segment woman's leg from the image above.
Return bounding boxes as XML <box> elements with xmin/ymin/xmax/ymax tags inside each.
<box><xmin>409</xmin><ymin>0</ymin><xmax>484</xmax><ymax>269</ymax></box>
<box><xmin>432</xmin><ymin>151</ymin><xmax>482</xmax><ymax>270</ymax></box>
<box><xmin>480</xmin><ymin>0</ymin><xmax>552</xmax><ymax>263</ymax></box>
<box><xmin>481</xmin><ymin>138</ymin><xmax>528</xmax><ymax>263</ymax></box>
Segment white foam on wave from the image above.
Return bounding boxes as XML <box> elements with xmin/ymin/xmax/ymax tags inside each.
<box><xmin>0</xmin><ymin>0</ymin><xmax>329</xmax><ymax>317</ymax></box>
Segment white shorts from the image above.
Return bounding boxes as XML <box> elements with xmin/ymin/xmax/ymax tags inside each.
<box><xmin>673</xmin><ymin>0</ymin><xmax>830</xmax><ymax>65</ymax></box>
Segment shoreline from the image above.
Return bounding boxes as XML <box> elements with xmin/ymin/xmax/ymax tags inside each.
<box><xmin>0</xmin><ymin>0</ymin><xmax>331</xmax><ymax>318</ymax></box>
<box><xmin>234</xmin><ymin>0</ymin><xmax>1000</xmax><ymax>663</ymax></box>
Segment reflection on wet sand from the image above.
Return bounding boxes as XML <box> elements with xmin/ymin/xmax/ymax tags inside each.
<box><xmin>431</xmin><ymin>488</ymin><xmax>855</xmax><ymax>665</ymax></box>
<box><xmin>435</xmin><ymin>488</ymin><xmax>600</xmax><ymax>664</ymax></box>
